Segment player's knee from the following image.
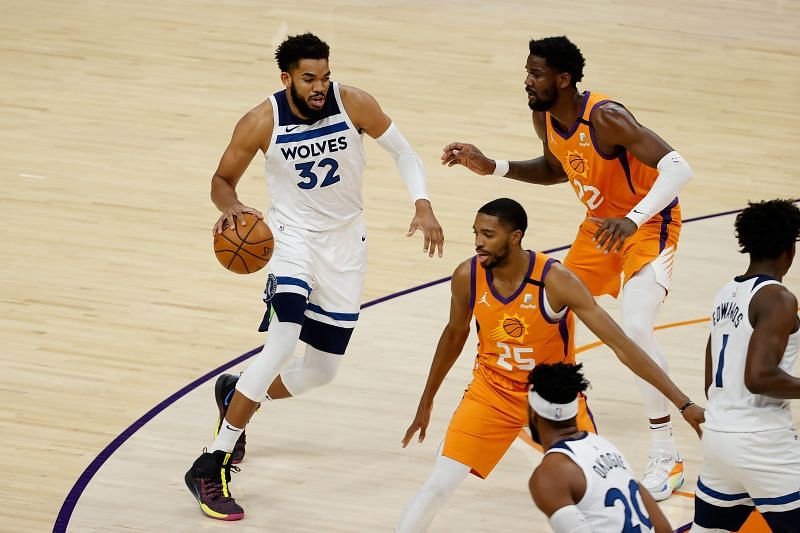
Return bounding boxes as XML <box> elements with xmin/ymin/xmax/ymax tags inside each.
<box><xmin>621</xmin><ymin>313</ymin><xmax>651</xmax><ymax>344</ymax></box>
<box><xmin>419</xmin><ymin>481</ymin><xmax>450</xmax><ymax>506</ymax></box>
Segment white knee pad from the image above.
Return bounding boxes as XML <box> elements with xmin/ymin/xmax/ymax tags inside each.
<box><xmin>280</xmin><ymin>346</ymin><xmax>342</xmax><ymax>396</ymax></box>
<box><xmin>622</xmin><ymin>264</ymin><xmax>670</xmax><ymax>419</ymax></box>
<box><xmin>236</xmin><ymin>319</ymin><xmax>302</xmax><ymax>402</ymax></box>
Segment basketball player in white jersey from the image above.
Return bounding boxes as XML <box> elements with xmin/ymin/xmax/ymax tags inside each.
<box><xmin>184</xmin><ymin>33</ymin><xmax>444</xmax><ymax>521</ymax></box>
<box><xmin>528</xmin><ymin>363</ymin><xmax>672</xmax><ymax>533</ymax></box>
<box><xmin>692</xmin><ymin>199</ymin><xmax>800</xmax><ymax>532</ymax></box>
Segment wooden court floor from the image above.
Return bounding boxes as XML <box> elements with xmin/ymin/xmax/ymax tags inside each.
<box><xmin>1</xmin><ymin>0</ymin><xmax>798</xmax><ymax>531</ymax></box>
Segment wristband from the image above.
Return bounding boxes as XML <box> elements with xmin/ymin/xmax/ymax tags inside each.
<box><xmin>679</xmin><ymin>401</ymin><xmax>694</xmax><ymax>413</ymax></box>
<box><xmin>493</xmin><ymin>159</ymin><xmax>509</xmax><ymax>177</ymax></box>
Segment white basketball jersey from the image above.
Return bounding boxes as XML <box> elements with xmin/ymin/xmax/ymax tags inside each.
<box><xmin>545</xmin><ymin>432</ymin><xmax>655</xmax><ymax>532</ymax></box>
<box><xmin>264</xmin><ymin>82</ymin><xmax>366</xmax><ymax>231</ymax></box>
<box><xmin>705</xmin><ymin>275</ymin><xmax>800</xmax><ymax>432</ymax></box>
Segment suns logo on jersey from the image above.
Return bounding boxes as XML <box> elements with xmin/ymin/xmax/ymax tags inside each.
<box><xmin>566</xmin><ymin>150</ymin><xmax>589</xmax><ymax>179</ymax></box>
<box><xmin>489</xmin><ymin>313</ymin><xmax>530</xmax><ymax>343</ymax></box>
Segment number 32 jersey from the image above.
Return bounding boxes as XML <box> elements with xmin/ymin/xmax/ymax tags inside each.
<box><xmin>265</xmin><ymin>82</ymin><xmax>366</xmax><ymax>231</ymax></box>
<box><xmin>471</xmin><ymin>250</ymin><xmax>575</xmax><ymax>384</ymax></box>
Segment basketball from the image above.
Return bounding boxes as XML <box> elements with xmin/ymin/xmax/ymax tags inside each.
<box><xmin>503</xmin><ymin>316</ymin><xmax>525</xmax><ymax>338</ymax></box>
<box><xmin>213</xmin><ymin>213</ymin><xmax>274</xmax><ymax>274</ymax></box>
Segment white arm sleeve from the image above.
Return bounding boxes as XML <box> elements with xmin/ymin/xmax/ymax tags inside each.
<box><xmin>375</xmin><ymin>122</ymin><xmax>430</xmax><ymax>203</ymax></box>
<box><xmin>625</xmin><ymin>150</ymin><xmax>692</xmax><ymax>226</ymax></box>
<box><xmin>548</xmin><ymin>505</ymin><xmax>592</xmax><ymax>533</ymax></box>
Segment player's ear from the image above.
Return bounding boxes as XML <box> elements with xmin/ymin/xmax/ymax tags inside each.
<box><xmin>511</xmin><ymin>229</ymin><xmax>523</xmax><ymax>246</ymax></box>
<box><xmin>280</xmin><ymin>71</ymin><xmax>292</xmax><ymax>89</ymax></box>
<box><xmin>557</xmin><ymin>72</ymin><xmax>572</xmax><ymax>90</ymax></box>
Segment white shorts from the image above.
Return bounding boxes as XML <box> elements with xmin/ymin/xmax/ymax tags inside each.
<box><xmin>261</xmin><ymin>211</ymin><xmax>367</xmax><ymax>330</ymax></box>
<box><xmin>695</xmin><ymin>427</ymin><xmax>800</xmax><ymax>513</ymax></box>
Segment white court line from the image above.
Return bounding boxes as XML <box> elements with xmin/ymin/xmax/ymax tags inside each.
<box><xmin>20</xmin><ymin>173</ymin><xmax>48</xmax><ymax>179</ymax></box>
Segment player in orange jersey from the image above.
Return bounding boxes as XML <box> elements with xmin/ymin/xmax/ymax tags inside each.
<box><xmin>441</xmin><ymin>36</ymin><xmax>694</xmax><ymax>501</ymax></box>
<box><xmin>395</xmin><ymin>199</ymin><xmax>702</xmax><ymax>532</ymax></box>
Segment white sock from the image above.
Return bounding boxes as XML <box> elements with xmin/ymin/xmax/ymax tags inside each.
<box><xmin>396</xmin><ymin>454</ymin><xmax>470</xmax><ymax>532</ymax></box>
<box><xmin>210</xmin><ymin>418</ymin><xmax>244</xmax><ymax>453</ymax></box>
<box><xmin>649</xmin><ymin>421</ymin><xmax>676</xmax><ymax>456</ymax></box>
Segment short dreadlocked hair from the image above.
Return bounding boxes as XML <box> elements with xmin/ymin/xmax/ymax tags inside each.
<box><xmin>529</xmin><ymin>36</ymin><xmax>585</xmax><ymax>86</ymax></box>
<box><xmin>528</xmin><ymin>363</ymin><xmax>590</xmax><ymax>405</ymax></box>
<box><xmin>275</xmin><ymin>33</ymin><xmax>330</xmax><ymax>73</ymax></box>
<box><xmin>735</xmin><ymin>199</ymin><xmax>800</xmax><ymax>260</ymax></box>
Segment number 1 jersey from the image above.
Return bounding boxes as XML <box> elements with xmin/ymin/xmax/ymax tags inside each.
<box><xmin>706</xmin><ymin>275</ymin><xmax>800</xmax><ymax>432</ymax></box>
<box><xmin>265</xmin><ymin>82</ymin><xmax>366</xmax><ymax>231</ymax></box>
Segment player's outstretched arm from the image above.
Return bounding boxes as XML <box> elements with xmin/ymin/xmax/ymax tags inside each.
<box><xmin>745</xmin><ymin>286</ymin><xmax>800</xmax><ymax>399</ymax></box>
<box><xmin>401</xmin><ymin>260</ymin><xmax>472</xmax><ymax>447</ymax></box>
<box><xmin>529</xmin><ymin>455</ymin><xmax>590</xmax><ymax>533</ymax></box>
<box><xmin>211</xmin><ymin>104</ymin><xmax>271</xmax><ymax>234</ymax></box>
<box><xmin>545</xmin><ymin>263</ymin><xmax>704</xmax><ymax>437</ymax></box>
<box><xmin>638</xmin><ymin>481</ymin><xmax>673</xmax><ymax>532</ymax></box>
<box><xmin>342</xmin><ymin>85</ymin><xmax>444</xmax><ymax>257</ymax></box>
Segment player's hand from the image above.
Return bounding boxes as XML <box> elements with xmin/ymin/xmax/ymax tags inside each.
<box><xmin>589</xmin><ymin>216</ymin><xmax>638</xmax><ymax>254</ymax></box>
<box><xmin>401</xmin><ymin>403</ymin><xmax>433</xmax><ymax>447</ymax></box>
<box><xmin>441</xmin><ymin>142</ymin><xmax>495</xmax><ymax>175</ymax></box>
<box><xmin>681</xmin><ymin>403</ymin><xmax>705</xmax><ymax>438</ymax></box>
<box><xmin>408</xmin><ymin>200</ymin><xmax>444</xmax><ymax>258</ymax></box>
<box><xmin>213</xmin><ymin>203</ymin><xmax>264</xmax><ymax>234</ymax></box>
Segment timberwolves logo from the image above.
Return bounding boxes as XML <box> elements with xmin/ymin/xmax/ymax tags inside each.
<box><xmin>565</xmin><ymin>150</ymin><xmax>588</xmax><ymax>179</ymax></box>
<box><xmin>489</xmin><ymin>313</ymin><xmax>530</xmax><ymax>343</ymax></box>
<box><xmin>262</xmin><ymin>273</ymin><xmax>277</xmax><ymax>303</ymax></box>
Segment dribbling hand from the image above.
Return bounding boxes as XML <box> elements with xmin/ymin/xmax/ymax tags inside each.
<box><xmin>213</xmin><ymin>203</ymin><xmax>264</xmax><ymax>235</ymax></box>
<box><xmin>441</xmin><ymin>142</ymin><xmax>495</xmax><ymax>175</ymax></box>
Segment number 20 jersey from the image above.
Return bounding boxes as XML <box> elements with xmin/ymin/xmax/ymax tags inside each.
<box><xmin>545</xmin><ymin>432</ymin><xmax>655</xmax><ymax>532</ymax></box>
<box><xmin>265</xmin><ymin>82</ymin><xmax>367</xmax><ymax>231</ymax></box>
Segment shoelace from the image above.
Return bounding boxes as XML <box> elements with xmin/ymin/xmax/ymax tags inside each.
<box><xmin>644</xmin><ymin>452</ymin><xmax>674</xmax><ymax>478</ymax></box>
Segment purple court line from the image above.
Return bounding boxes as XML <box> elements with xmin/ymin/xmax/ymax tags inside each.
<box><xmin>53</xmin><ymin>200</ymin><xmax>799</xmax><ymax>532</ymax></box>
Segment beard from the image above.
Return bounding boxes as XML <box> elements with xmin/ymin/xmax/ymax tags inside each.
<box><xmin>527</xmin><ymin>89</ymin><xmax>557</xmax><ymax>112</ymax></box>
<box><xmin>482</xmin><ymin>243</ymin><xmax>510</xmax><ymax>269</ymax></box>
<box><xmin>290</xmin><ymin>84</ymin><xmax>326</xmax><ymax>121</ymax></box>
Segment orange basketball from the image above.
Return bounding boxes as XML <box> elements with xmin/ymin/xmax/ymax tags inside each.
<box><xmin>213</xmin><ymin>213</ymin><xmax>274</xmax><ymax>274</ymax></box>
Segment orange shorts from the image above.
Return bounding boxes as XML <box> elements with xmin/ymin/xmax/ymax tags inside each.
<box><xmin>442</xmin><ymin>365</ymin><xmax>597</xmax><ymax>479</ymax></box>
<box><xmin>563</xmin><ymin>216</ymin><xmax>681</xmax><ymax>298</ymax></box>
